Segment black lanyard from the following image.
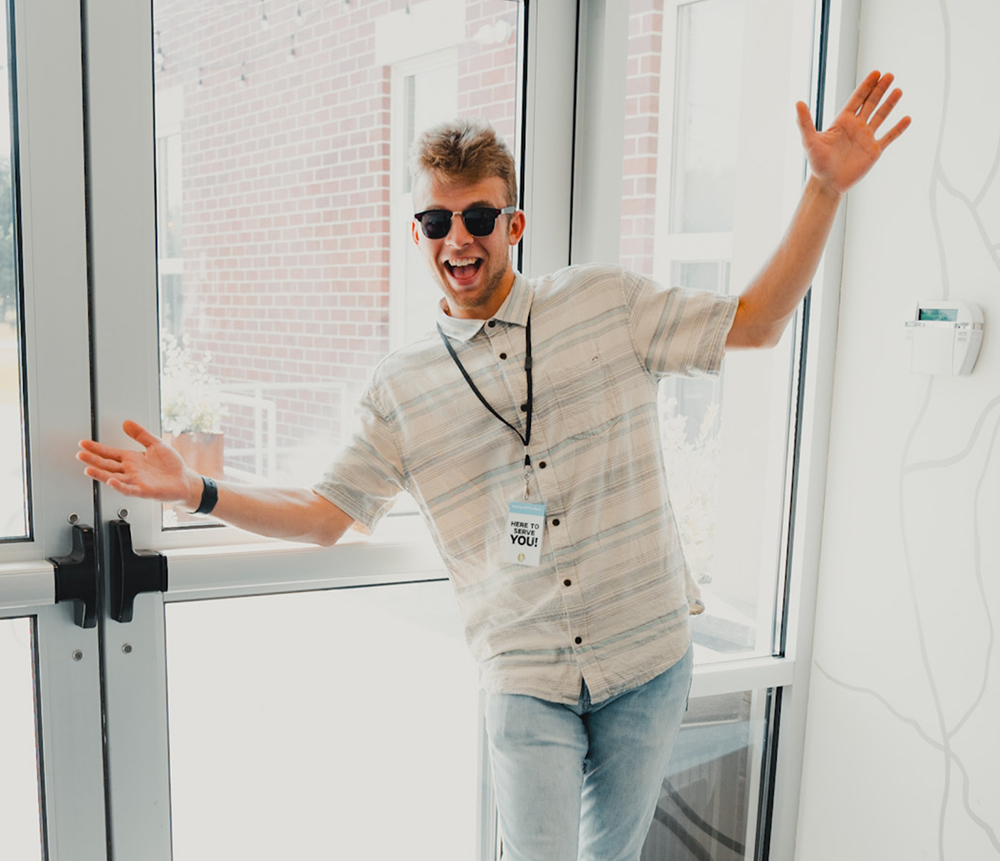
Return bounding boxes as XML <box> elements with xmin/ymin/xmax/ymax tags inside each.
<box><xmin>437</xmin><ymin>315</ymin><xmax>533</xmax><ymax>467</ymax></box>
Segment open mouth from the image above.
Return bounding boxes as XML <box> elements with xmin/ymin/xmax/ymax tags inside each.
<box><xmin>444</xmin><ymin>258</ymin><xmax>483</xmax><ymax>282</ymax></box>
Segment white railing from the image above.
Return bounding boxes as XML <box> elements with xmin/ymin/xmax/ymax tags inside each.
<box><xmin>215</xmin><ymin>381</ymin><xmax>353</xmax><ymax>481</ymax></box>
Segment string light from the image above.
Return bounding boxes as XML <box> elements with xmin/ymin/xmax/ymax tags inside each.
<box><xmin>154</xmin><ymin>0</ymin><xmax>349</xmax><ymax>87</ymax></box>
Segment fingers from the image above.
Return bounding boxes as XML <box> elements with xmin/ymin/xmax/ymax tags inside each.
<box><xmin>843</xmin><ymin>69</ymin><xmax>881</xmax><ymax>116</ymax></box>
<box><xmin>78</xmin><ymin>438</ymin><xmax>126</xmax><ymax>462</ymax></box>
<box><xmin>77</xmin><ymin>449</ymin><xmax>122</xmax><ymax>474</ymax></box>
<box><xmin>856</xmin><ymin>72</ymin><xmax>894</xmax><ymax>120</ymax></box>
<box><xmin>877</xmin><ymin>114</ymin><xmax>912</xmax><ymax>150</ymax></box>
<box><xmin>869</xmin><ymin>86</ymin><xmax>903</xmax><ymax>131</ymax></box>
<box><xmin>841</xmin><ymin>70</ymin><xmax>911</xmax><ymax>150</ymax></box>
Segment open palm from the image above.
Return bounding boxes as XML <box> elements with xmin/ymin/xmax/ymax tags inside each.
<box><xmin>77</xmin><ymin>420</ymin><xmax>198</xmax><ymax>504</ymax></box>
<box><xmin>797</xmin><ymin>71</ymin><xmax>911</xmax><ymax>196</ymax></box>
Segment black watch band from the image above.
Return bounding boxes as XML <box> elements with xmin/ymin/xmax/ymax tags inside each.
<box><xmin>195</xmin><ymin>476</ymin><xmax>219</xmax><ymax>515</ymax></box>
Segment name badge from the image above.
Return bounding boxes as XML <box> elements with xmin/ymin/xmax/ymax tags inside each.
<box><xmin>504</xmin><ymin>501</ymin><xmax>546</xmax><ymax>567</ymax></box>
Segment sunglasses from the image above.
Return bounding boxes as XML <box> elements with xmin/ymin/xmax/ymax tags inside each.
<box><xmin>413</xmin><ymin>206</ymin><xmax>517</xmax><ymax>240</ymax></box>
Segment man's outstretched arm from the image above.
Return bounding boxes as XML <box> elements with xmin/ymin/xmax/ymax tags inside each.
<box><xmin>78</xmin><ymin>420</ymin><xmax>354</xmax><ymax>546</ymax></box>
<box><xmin>726</xmin><ymin>70</ymin><xmax>911</xmax><ymax>350</ymax></box>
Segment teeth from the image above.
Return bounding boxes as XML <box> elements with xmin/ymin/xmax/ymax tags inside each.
<box><xmin>448</xmin><ymin>258</ymin><xmax>479</xmax><ymax>267</ymax></box>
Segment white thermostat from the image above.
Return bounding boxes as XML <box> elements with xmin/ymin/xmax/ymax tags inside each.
<box><xmin>904</xmin><ymin>300</ymin><xmax>983</xmax><ymax>375</ymax></box>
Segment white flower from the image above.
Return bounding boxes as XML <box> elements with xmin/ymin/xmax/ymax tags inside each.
<box><xmin>160</xmin><ymin>331</ymin><xmax>224</xmax><ymax>434</ymax></box>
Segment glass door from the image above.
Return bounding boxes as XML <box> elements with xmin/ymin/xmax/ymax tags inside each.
<box><xmin>0</xmin><ymin>0</ymin><xmax>108</xmax><ymax>859</ymax></box>
<box><xmin>85</xmin><ymin>1</ymin><xmax>526</xmax><ymax>859</ymax></box>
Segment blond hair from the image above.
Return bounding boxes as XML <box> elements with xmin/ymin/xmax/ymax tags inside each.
<box><xmin>410</xmin><ymin>118</ymin><xmax>518</xmax><ymax>207</ymax></box>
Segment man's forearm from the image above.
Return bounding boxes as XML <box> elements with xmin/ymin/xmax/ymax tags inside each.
<box><xmin>183</xmin><ymin>478</ymin><xmax>354</xmax><ymax>546</ymax></box>
<box><xmin>726</xmin><ymin>175</ymin><xmax>842</xmax><ymax>349</ymax></box>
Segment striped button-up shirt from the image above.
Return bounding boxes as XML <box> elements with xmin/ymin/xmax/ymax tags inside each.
<box><xmin>315</xmin><ymin>264</ymin><xmax>738</xmax><ymax>705</ymax></box>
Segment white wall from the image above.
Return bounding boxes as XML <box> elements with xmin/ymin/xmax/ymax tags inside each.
<box><xmin>795</xmin><ymin>1</ymin><xmax>1000</xmax><ymax>858</ymax></box>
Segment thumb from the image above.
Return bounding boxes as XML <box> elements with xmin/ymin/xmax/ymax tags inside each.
<box><xmin>122</xmin><ymin>420</ymin><xmax>161</xmax><ymax>450</ymax></box>
<box><xmin>795</xmin><ymin>101</ymin><xmax>817</xmax><ymax>146</ymax></box>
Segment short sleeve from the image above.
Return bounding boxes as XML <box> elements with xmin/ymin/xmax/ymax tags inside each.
<box><xmin>622</xmin><ymin>269</ymin><xmax>738</xmax><ymax>379</ymax></box>
<box><xmin>312</xmin><ymin>386</ymin><xmax>406</xmax><ymax>533</ymax></box>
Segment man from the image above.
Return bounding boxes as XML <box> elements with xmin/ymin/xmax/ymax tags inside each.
<box><xmin>79</xmin><ymin>71</ymin><xmax>909</xmax><ymax>861</ymax></box>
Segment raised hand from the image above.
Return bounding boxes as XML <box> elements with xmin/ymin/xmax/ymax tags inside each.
<box><xmin>796</xmin><ymin>70</ymin><xmax>911</xmax><ymax>197</ymax></box>
<box><xmin>77</xmin><ymin>420</ymin><xmax>201</xmax><ymax>507</ymax></box>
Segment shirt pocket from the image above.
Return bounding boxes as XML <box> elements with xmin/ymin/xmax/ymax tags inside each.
<box><xmin>545</xmin><ymin>348</ymin><xmax>625</xmax><ymax>440</ymax></box>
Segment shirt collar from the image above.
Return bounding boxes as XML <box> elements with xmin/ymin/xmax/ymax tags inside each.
<box><xmin>435</xmin><ymin>271</ymin><xmax>533</xmax><ymax>342</ymax></box>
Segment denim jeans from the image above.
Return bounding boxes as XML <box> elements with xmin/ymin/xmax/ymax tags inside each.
<box><xmin>484</xmin><ymin>646</ymin><xmax>693</xmax><ymax>861</ymax></box>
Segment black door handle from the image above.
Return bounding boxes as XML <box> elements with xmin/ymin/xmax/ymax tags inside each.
<box><xmin>109</xmin><ymin>519</ymin><xmax>167</xmax><ymax>623</ymax></box>
<box><xmin>50</xmin><ymin>523</ymin><xmax>99</xmax><ymax>629</ymax></box>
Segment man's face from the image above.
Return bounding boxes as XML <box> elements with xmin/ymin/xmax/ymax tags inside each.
<box><xmin>411</xmin><ymin>173</ymin><xmax>525</xmax><ymax>320</ymax></box>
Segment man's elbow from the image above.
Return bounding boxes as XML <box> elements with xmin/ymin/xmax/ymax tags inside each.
<box><xmin>305</xmin><ymin>493</ymin><xmax>355</xmax><ymax>546</ymax></box>
<box><xmin>726</xmin><ymin>300</ymin><xmax>793</xmax><ymax>350</ymax></box>
<box><xmin>726</xmin><ymin>321</ymin><xmax>785</xmax><ymax>350</ymax></box>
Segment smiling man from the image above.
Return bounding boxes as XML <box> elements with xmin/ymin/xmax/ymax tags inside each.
<box><xmin>79</xmin><ymin>71</ymin><xmax>909</xmax><ymax>861</ymax></box>
<box><xmin>412</xmin><ymin>180</ymin><xmax>523</xmax><ymax>318</ymax></box>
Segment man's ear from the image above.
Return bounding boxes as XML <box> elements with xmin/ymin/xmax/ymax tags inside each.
<box><xmin>412</xmin><ymin>218</ymin><xmax>421</xmax><ymax>246</ymax></box>
<box><xmin>507</xmin><ymin>210</ymin><xmax>526</xmax><ymax>247</ymax></box>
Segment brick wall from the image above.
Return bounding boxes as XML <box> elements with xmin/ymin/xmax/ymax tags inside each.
<box><xmin>154</xmin><ymin>0</ymin><xmax>522</xmax><ymax>478</ymax></box>
<box><xmin>620</xmin><ymin>0</ymin><xmax>664</xmax><ymax>278</ymax></box>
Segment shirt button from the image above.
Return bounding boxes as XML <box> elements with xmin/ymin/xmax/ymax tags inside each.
<box><xmin>488</xmin><ymin>320</ymin><xmax>496</xmax><ymax>328</ymax></box>
<box><xmin>574</xmin><ymin>636</ymin><xmax>582</xmax><ymax>645</ymax></box>
<box><xmin>563</xmin><ymin>579</ymin><xmax>571</xmax><ymax>587</ymax></box>
<box><xmin>520</xmin><ymin>403</ymin><xmax>527</xmax><ymax>412</ymax></box>
<box><xmin>499</xmin><ymin>352</ymin><xmax>507</xmax><ymax>360</ymax></box>
<box><xmin>552</xmin><ymin>518</ymin><xmax>560</xmax><ymax>526</ymax></box>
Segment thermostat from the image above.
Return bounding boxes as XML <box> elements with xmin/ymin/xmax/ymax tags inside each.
<box><xmin>904</xmin><ymin>300</ymin><xmax>983</xmax><ymax>375</ymax></box>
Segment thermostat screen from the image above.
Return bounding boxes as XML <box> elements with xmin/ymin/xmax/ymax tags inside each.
<box><xmin>918</xmin><ymin>308</ymin><xmax>958</xmax><ymax>322</ymax></box>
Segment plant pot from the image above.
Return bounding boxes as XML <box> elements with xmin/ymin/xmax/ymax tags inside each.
<box><xmin>164</xmin><ymin>431</ymin><xmax>225</xmax><ymax>479</ymax></box>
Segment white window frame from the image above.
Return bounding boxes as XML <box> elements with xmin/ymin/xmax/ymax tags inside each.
<box><xmin>388</xmin><ymin>49</ymin><xmax>459</xmax><ymax>352</ymax></box>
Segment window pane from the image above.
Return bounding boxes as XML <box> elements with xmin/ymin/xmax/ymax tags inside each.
<box><xmin>670</xmin><ymin>0</ymin><xmax>744</xmax><ymax>235</ymax></box>
<box><xmin>151</xmin><ymin>0</ymin><xmax>523</xmax><ymax>524</ymax></box>
<box><xmin>0</xmin><ymin>618</ymin><xmax>43</xmax><ymax>861</ymax></box>
<box><xmin>642</xmin><ymin>689</ymin><xmax>768</xmax><ymax>860</ymax></box>
<box><xmin>621</xmin><ymin>0</ymin><xmax>814</xmax><ymax>661</ymax></box>
<box><xmin>0</xmin><ymin>0</ymin><xmax>27</xmax><ymax>541</ymax></box>
<box><xmin>165</xmin><ymin>580</ymin><xmax>481</xmax><ymax>860</ymax></box>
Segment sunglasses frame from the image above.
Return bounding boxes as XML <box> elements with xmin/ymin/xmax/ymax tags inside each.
<box><xmin>413</xmin><ymin>205</ymin><xmax>517</xmax><ymax>239</ymax></box>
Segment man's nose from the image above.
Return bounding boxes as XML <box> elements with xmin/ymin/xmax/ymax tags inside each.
<box><xmin>445</xmin><ymin>212</ymin><xmax>474</xmax><ymax>245</ymax></box>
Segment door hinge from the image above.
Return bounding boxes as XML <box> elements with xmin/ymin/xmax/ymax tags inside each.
<box><xmin>50</xmin><ymin>523</ymin><xmax>99</xmax><ymax>629</ymax></box>
<box><xmin>109</xmin><ymin>519</ymin><xmax>168</xmax><ymax>623</ymax></box>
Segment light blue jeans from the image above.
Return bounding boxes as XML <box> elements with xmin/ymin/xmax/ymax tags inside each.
<box><xmin>484</xmin><ymin>646</ymin><xmax>693</xmax><ymax>861</ymax></box>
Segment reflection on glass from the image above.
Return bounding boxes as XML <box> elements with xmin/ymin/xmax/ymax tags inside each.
<box><xmin>151</xmin><ymin>0</ymin><xmax>523</xmax><ymax>526</ymax></box>
<box><xmin>0</xmin><ymin>618</ymin><xmax>44</xmax><ymax>861</ymax></box>
<box><xmin>642</xmin><ymin>689</ymin><xmax>766</xmax><ymax>860</ymax></box>
<box><xmin>165</xmin><ymin>580</ymin><xmax>481</xmax><ymax>860</ymax></box>
<box><xmin>0</xmin><ymin>0</ymin><xmax>27</xmax><ymax>540</ymax></box>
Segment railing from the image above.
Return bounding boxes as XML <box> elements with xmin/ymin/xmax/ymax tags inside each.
<box><xmin>215</xmin><ymin>381</ymin><xmax>353</xmax><ymax>481</ymax></box>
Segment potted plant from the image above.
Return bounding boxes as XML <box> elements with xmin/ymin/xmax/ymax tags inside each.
<box><xmin>160</xmin><ymin>331</ymin><xmax>225</xmax><ymax>479</ymax></box>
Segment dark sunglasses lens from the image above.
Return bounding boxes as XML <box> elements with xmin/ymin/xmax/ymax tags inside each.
<box><xmin>420</xmin><ymin>212</ymin><xmax>452</xmax><ymax>239</ymax></box>
<box><xmin>463</xmin><ymin>208</ymin><xmax>498</xmax><ymax>236</ymax></box>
